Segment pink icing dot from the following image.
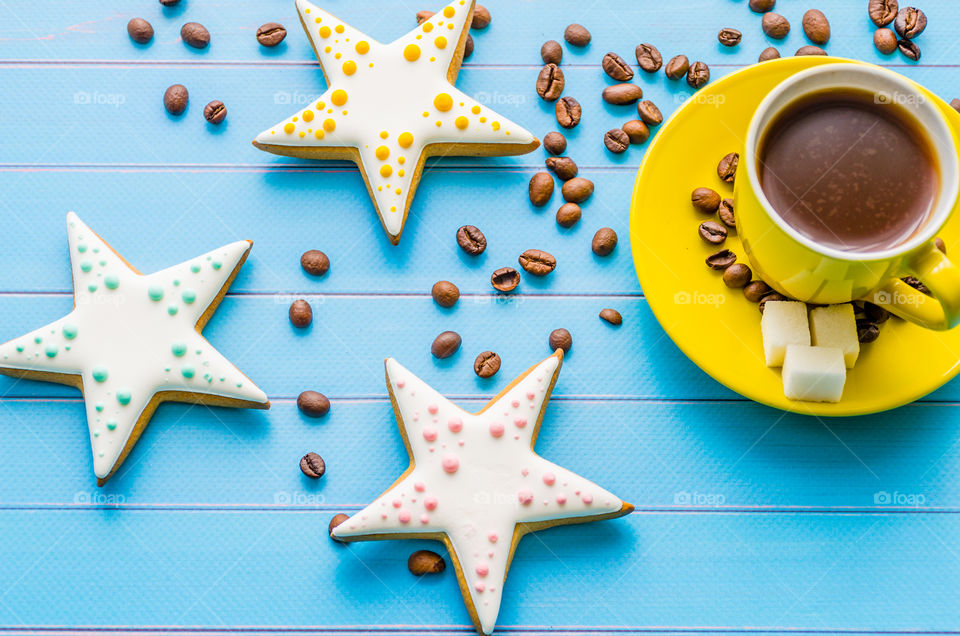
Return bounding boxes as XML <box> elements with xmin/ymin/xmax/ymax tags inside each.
<box><xmin>518</xmin><ymin>489</ymin><xmax>534</xmax><ymax>505</ymax></box>
<box><xmin>441</xmin><ymin>453</ymin><xmax>460</xmax><ymax>474</ymax></box>
<box><xmin>488</xmin><ymin>532</ymin><xmax>498</xmax><ymax>543</ymax></box>
<box><xmin>448</xmin><ymin>417</ymin><xmax>463</xmax><ymax>432</ymax></box>
<box><xmin>526</xmin><ymin>392</ymin><xmax>535</xmax><ymax>400</ymax></box>
<box><xmin>556</xmin><ymin>493</ymin><xmax>567</xmax><ymax>504</ymax></box>
<box><xmin>399</xmin><ymin>510</ymin><xmax>411</xmax><ymax>523</ymax></box>
<box><xmin>582</xmin><ymin>492</ymin><xmax>594</xmax><ymax>504</ymax></box>
<box><xmin>422</xmin><ymin>426</ymin><xmax>438</xmax><ymax>442</ymax></box>
<box><xmin>420</xmin><ymin>514</ymin><xmax>430</xmax><ymax>524</ymax></box>
<box><xmin>428</xmin><ymin>404</ymin><xmax>439</xmax><ymax>415</ymax></box>
<box><xmin>489</xmin><ymin>422</ymin><xmax>504</xmax><ymax>438</ymax></box>
<box><xmin>514</xmin><ymin>417</ymin><xmax>527</xmax><ymax>428</ymax></box>
<box><xmin>521</xmin><ymin>468</ymin><xmax>529</xmax><ymax>476</ymax></box>
<box><xmin>475</xmin><ymin>582</ymin><xmax>485</xmax><ymax>593</ymax></box>
<box><xmin>396</xmin><ymin>380</ymin><xmax>405</xmax><ymax>388</ymax></box>
<box><xmin>476</xmin><ymin>563</ymin><xmax>489</xmax><ymax>577</ymax></box>
<box><xmin>414</xmin><ymin>482</ymin><xmax>425</xmax><ymax>492</ymax></box>
<box><xmin>458</xmin><ymin>440</ymin><xmax>465</xmax><ymax>446</ymax></box>
<box><xmin>511</xmin><ymin>400</ymin><xmax>520</xmax><ymax>408</ymax></box>
<box><xmin>543</xmin><ymin>472</ymin><xmax>556</xmax><ymax>485</ymax></box>
<box><xmin>381</xmin><ymin>513</ymin><xmax>388</xmax><ymax>520</ymax></box>
<box><xmin>424</xmin><ymin>496</ymin><xmax>438</xmax><ymax>510</ymax></box>
<box><xmin>392</xmin><ymin>499</ymin><xmax>402</xmax><ymax>508</ymax></box>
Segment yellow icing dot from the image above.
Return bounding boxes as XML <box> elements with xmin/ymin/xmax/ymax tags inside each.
<box><xmin>323</xmin><ymin>118</ymin><xmax>337</xmax><ymax>132</ymax></box>
<box><xmin>335</xmin><ymin>24</ymin><xmax>345</xmax><ymax>34</ymax></box>
<box><xmin>443</xmin><ymin>6</ymin><xmax>455</xmax><ymax>18</ymax></box>
<box><xmin>331</xmin><ymin>89</ymin><xmax>348</xmax><ymax>106</ymax></box>
<box><xmin>314</xmin><ymin>17</ymin><xmax>321</xmax><ymax>23</ymax></box>
<box><xmin>455</xmin><ymin>116</ymin><xmax>469</xmax><ymax>129</ymax></box>
<box><xmin>430</xmin><ymin>56</ymin><xmax>436</xmax><ymax>62</ymax></box>
<box><xmin>355</xmin><ymin>40</ymin><xmax>369</xmax><ymax>54</ymax></box>
<box><xmin>435</xmin><ymin>120</ymin><xmax>442</xmax><ymax>127</ymax></box>
<box><xmin>305</xmin><ymin>8</ymin><xmax>311</xmax><ymax>13</ymax></box>
<box><xmin>380</xmin><ymin>131</ymin><xmax>389</xmax><ymax>139</ymax></box>
<box><xmin>423</xmin><ymin>22</ymin><xmax>434</xmax><ymax>33</ymax></box>
<box><xmin>316</xmin><ymin>101</ymin><xmax>326</xmax><ymax>110</ymax></box>
<box><xmin>471</xmin><ymin>105</ymin><xmax>481</xmax><ymax>115</ymax></box>
<box><xmin>343</xmin><ymin>60</ymin><xmax>357</xmax><ymax>75</ymax></box>
<box><xmin>398</xmin><ymin>132</ymin><xmax>414</xmax><ymax>148</ymax></box>
<box><xmin>479</xmin><ymin>116</ymin><xmax>487</xmax><ymax>123</ymax></box>
<box><xmin>342</xmin><ymin>110</ymin><xmax>348</xmax><ymax>115</ymax></box>
<box><xmin>447</xmin><ymin>23</ymin><xmax>454</xmax><ymax>30</ymax></box>
<box><xmin>460</xmin><ymin>102</ymin><xmax>465</xmax><ymax>106</ymax></box>
<box><xmin>283</xmin><ymin>122</ymin><xmax>295</xmax><ymax>134</ymax></box>
<box><xmin>416</xmin><ymin>34</ymin><xmax>422</xmax><ymax>40</ymax></box>
<box><xmin>404</xmin><ymin>44</ymin><xmax>421</xmax><ymax>61</ymax></box>
<box><xmin>492</xmin><ymin>121</ymin><xmax>501</xmax><ymax>131</ymax></box>
<box><xmin>292</xmin><ymin>116</ymin><xmax>299</xmax><ymax>122</ymax></box>
<box><xmin>398</xmin><ymin>156</ymin><xmax>406</xmax><ymax>164</ymax></box>
<box><xmin>375</xmin><ymin>146</ymin><xmax>390</xmax><ymax>160</ymax></box>
<box><xmin>325</xmin><ymin>46</ymin><xmax>332</xmax><ymax>53</ymax></box>
<box><xmin>422</xmin><ymin>111</ymin><xmax>429</xmax><ymax>118</ymax></box>
<box><xmin>299</xmin><ymin>131</ymin><xmax>305</xmax><ymax>138</ymax></box>
<box><xmin>369</xmin><ymin>63</ymin><xmax>374</xmax><ymax>67</ymax></box>
<box><xmin>391</xmin><ymin>206</ymin><xmax>397</xmax><ymax>212</ymax></box>
<box><xmin>435</xmin><ymin>36</ymin><xmax>447</xmax><ymax>48</ymax></box>
<box><xmin>319</xmin><ymin>26</ymin><xmax>331</xmax><ymax>38</ymax></box>
<box><xmin>395</xmin><ymin>188</ymin><xmax>402</xmax><ymax>194</ymax></box>
<box><xmin>334</xmin><ymin>52</ymin><xmax>342</xmax><ymax>59</ymax></box>
<box><xmin>434</xmin><ymin>93</ymin><xmax>453</xmax><ymax>111</ymax></box>
<box><xmin>380</xmin><ymin>165</ymin><xmax>393</xmax><ymax>177</ymax></box>
<box><xmin>302</xmin><ymin>110</ymin><xmax>314</xmax><ymax>122</ymax></box>
<box><xmin>398</xmin><ymin>170</ymin><xmax>405</xmax><ymax>177</ymax></box>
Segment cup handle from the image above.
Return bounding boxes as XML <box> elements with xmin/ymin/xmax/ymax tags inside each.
<box><xmin>867</xmin><ymin>241</ymin><xmax>960</xmax><ymax>330</ymax></box>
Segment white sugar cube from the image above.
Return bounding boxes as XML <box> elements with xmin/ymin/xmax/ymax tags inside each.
<box><xmin>761</xmin><ymin>301</ymin><xmax>810</xmax><ymax>367</ymax></box>
<box><xmin>810</xmin><ymin>304</ymin><xmax>860</xmax><ymax>368</ymax></box>
<box><xmin>782</xmin><ymin>345</ymin><xmax>846</xmax><ymax>403</ymax></box>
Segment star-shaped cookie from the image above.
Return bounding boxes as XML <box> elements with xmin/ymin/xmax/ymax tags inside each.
<box><xmin>253</xmin><ymin>0</ymin><xmax>540</xmax><ymax>244</ymax></box>
<box><xmin>332</xmin><ymin>351</ymin><xmax>633</xmax><ymax>635</ymax></box>
<box><xmin>0</xmin><ymin>213</ymin><xmax>270</xmax><ymax>484</ymax></box>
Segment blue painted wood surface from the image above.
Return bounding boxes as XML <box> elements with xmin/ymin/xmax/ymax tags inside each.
<box><xmin>1</xmin><ymin>0</ymin><xmax>960</xmax><ymax>633</ymax></box>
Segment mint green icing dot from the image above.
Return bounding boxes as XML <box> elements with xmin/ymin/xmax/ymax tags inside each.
<box><xmin>34</xmin><ymin>336</ymin><xmax>42</xmax><ymax>344</ymax></box>
<box><xmin>181</xmin><ymin>365</ymin><xmax>195</xmax><ymax>379</ymax></box>
<box><xmin>77</xmin><ymin>244</ymin><xmax>87</xmax><ymax>253</ymax></box>
<box><xmin>44</xmin><ymin>345</ymin><xmax>57</xmax><ymax>358</ymax></box>
<box><xmin>93</xmin><ymin>247</ymin><xmax>99</xmax><ymax>253</ymax></box>
<box><xmin>80</xmin><ymin>261</ymin><xmax>93</xmax><ymax>273</ymax></box>
<box><xmin>65</xmin><ymin>345</ymin><xmax>71</xmax><ymax>351</ymax></box>
<box><xmin>236</xmin><ymin>382</ymin><xmax>243</xmax><ymax>388</ymax></box>
<box><xmin>99</xmin><ymin>260</ymin><xmax>106</xmax><ymax>267</ymax></box>
<box><xmin>92</xmin><ymin>367</ymin><xmax>108</xmax><ymax>383</ymax></box>
<box><xmin>190</xmin><ymin>264</ymin><xmax>201</xmax><ymax>273</ymax></box>
<box><xmin>87</xmin><ymin>284</ymin><xmax>97</xmax><ymax>293</ymax></box>
<box><xmin>164</xmin><ymin>367</ymin><xmax>171</xmax><ymax>372</ymax></box>
<box><xmin>148</xmin><ymin>285</ymin><xmax>164</xmax><ymax>301</ymax></box>
<box><xmin>171</xmin><ymin>342</ymin><xmax>187</xmax><ymax>357</ymax></box>
<box><xmin>104</xmin><ymin>275</ymin><xmax>119</xmax><ymax>290</ymax></box>
<box><xmin>106</xmin><ymin>420</ymin><xmax>117</xmax><ymax>431</ymax></box>
<box><xmin>212</xmin><ymin>261</ymin><xmax>222</xmax><ymax>270</ymax></box>
<box><xmin>116</xmin><ymin>389</ymin><xmax>132</xmax><ymax>405</ymax></box>
<box><xmin>15</xmin><ymin>345</ymin><xmax>24</xmax><ymax>353</ymax></box>
<box><xmin>182</xmin><ymin>289</ymin><xmax>197</xmax><ymax>304</ymax></box>
<box><xmin>93</xmin><ymin>431</ymin><xmax>99</xmax><ymax>438</ymax></box>
<box><xmin>167</xmin><ymin>305</ymin><xmax>179</xmax><ymax>316</ymax></box>
<box><xmin>173</xmin><ymin>279</ymin><xmax>180</xmax><ymax>286</ymax></box>
<box><xmin>95</xmin><ymin>403</ymin><xmax>104</xmax><ymax>412</ymax></box>
<box><xmin>62</xmin><ymin>324</ymin><xmax>78</xmax><ymax>340</ymax></box>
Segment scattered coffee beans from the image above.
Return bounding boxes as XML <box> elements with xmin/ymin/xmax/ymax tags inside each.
<box><xmin>431</xmin><ymin>331</ymin><xmax>462</xmax><ymax>358</ymax></box>
<box><xmin>203</xmin><ymin>100</ymin><xmax>227</xmax><ymax>124</ymax></box>
<box><xmin>472</xmin><ymin>5</ymin><xmax>491</xmax><ymax>29</ymax></box>
<box><xmin>664</xmin><ymin>55</ymin><xmax>689</xmax><ymax>80</ymax></box>
<box><xmin>592</xmin><ymin>227</ymin><xmax>618</xmax><ymax>256</ymax></box>
<box><xmin>717</xmin><ymin>152</ymin><xmax>739</xmax><ymax>183</ymax></box>
<box><xmin>759</xmin><ymin>47</ymin><xmax>781</xmax><ymax>62</ymax></box>
<box><xmin>897</xmin><ymin>39</ymin><xmax>920</xmax><ymax>60</ymax></box>
<box><xmin>549</xmin><ymin>328</ymin><xmax>573</xmax><ymax>353</ymax></box>
<box><xmin>163</xmin><ymin>84</ymin><xmax>189</xmax><ymax>115</ymax></box>
<box><xmin>706</xmin><ymin>249</ymin><xmax>737</xmax><ymax>270</ymax></box>
<box><xmin>952</xmin><ymin>99</ymin><xmax>960</xmax><ymax>113</ymax></box>
<box><xmin>903</xmin><ymin>275</ymin><xmax>931</xmax><ymax>295</ymax></box>
<box><xmin>692</xmin><ymin>187</ymin><xmax>721</xmax><ymax>213</ymax></box>
<box><xmin>556</xmin><ymin>202</ymin><xmax>582</xmax><ymax>227</ymax></box>
<box><xmin>529</xmin><ymin>172</ymin><xmax>555</xmax><ymax>206</ymax></box>
<box><xmin>869</xmin><ymin>0</ymin><xmax>899</xmax><ymax>27</ymax></box>
<box><xmin>546</xmin><ymin>156</ymin><xmax>578</xmax><ymax>181</ymax></box>
<box><xmin>749</xmin><ymin>0</ymin><xmax>776</xmax><ymax>12</ymax></box>
<box><xmin>936</xmin><ymin>237</ymin><xmax>947</xmax><ymax>253</ymax></box>
<box><xmin>561</xmin><ymin>177</ymin><xmax>594</xmax><ymax>203</ymax></box>
<box><xmin>636</xmin><ymin>100</ymin><xmax>663</xmax><ymax>125</ymax></box>
<box><xmin>127</xmin><ymin>18</ymin><xmax>154</xmax><ymax>44</ymax></box>
<box><xmin>858</xmin><ymin>320</ymin><xmax>881</xmax><ymax>343</ymax></box>
<box><xmin>181</xmin><ymin>22</ymin><xmax>210</xmax><ymax>49</ymax></box>
<box><xmin>491</xmin><ymin>267</ymin><xmax>521</xmax><ymax>292</ymax></box>
<box><xmin>894</xmin><ymin>7</ymin><xmax>926</xmax><ymax>39</ymax></box>
<box><xmin>699</xmin><ymin>220</ymin><xmax>727</xmax><ymax>244</ymax></box>
<box><xmin>718</xmin><ymin>28</ymin><xmax>742</xmax><ymax>47</ymax></box>
<box><xmin>408</xmin><ymin>550</ymin><xmax>446</xmax><ymax>575</ymax></box>
<box><xmin>464</xmin><ymin>34</ymin><xmax>475</xmax><ymax>58</ymax></box>
<box><xmin>718</xmin><ymin>199</ymin><xmax>736</xmax><ymax>227</ymax></box>
<box><xmin>159</xmin><ymin>0</ymin><xmax>181</xmax><ymax>5</ymax></box>
<box><xmin>602</xmin><ymin>52</ymin><xmax>635</xmax><ymax>81</ymax></box>
<box><xmin>543</xmin><ymin>132</ymin><xmax>567</xmax><ymax>155</ymax></box>
<box><xmin>299</xmin><ymin>452</ymin><xmax>325</xmax><ymax>478</ymax></box>
<box><xmin>474</xmin><ymin>351</ymin><xmax>501</xmax><ymax>378</ymax></box>
<box><xmin>762</xmin><ymin>13</ymin><xmax>791</xmax><ymax>39</ymax></box>
<box><xmin>256</xmin><ymin>22</ymin><xmax>286</xmax><ymax>46</ymax></box>
<box><xmin>564</xmin><ymin>24</ymin><xmax>591</xmax><ymax>47</ymax></box>
<box><xmin>743</xmin><ymin>280</ymin><xmax>773</xmax><ymax>302</ymax></box>
<box><xmin>432</xmin><ymin>280</ymin><xmax>460</xmax><ymax>307</ymax></box>
<box><xmin>758</xmin><ymin>293</ymin><xmax>787</xmax><ymax>313</ymax></box>
<box><xmin>300</xmin><ymin>249</ymin><xmax>330</xmax><ymax>276</ymax></box>
<box><xmin>802</xmin><ymin>9</ymin><xmax>831</xmax><ymax>45</ymax></box>
<box><xmin>555</xmin><ymin>96</ymin><xmax>582</xmax><ymax>128</ymax></box>
<box><xmin>723</xmin><ymin>263</ymin><xmax>752</xmax><ymax>288</ymax></box>
<box><xmin>541</xmin><ymin>40</ymin><xmax>563</xmax><ymax>64</ymax></box>
<box><xmin>289</xmin><ymin>299</ymin><xmax>313</xmax><ymax>327</ymax></box>
<box><xmin>297</xmin><ymin>391</ymin><xmax>330</xmax><ymax>418</ymax></box>
<box><xmin>635</xmin><ymin>43</ymin><xmax>663</xmax><ymax>72</ymax></box>
<box><xmin>686</xmin><ymin>62</ymin><xmax>710</xmax><ymax>88</ymax></box>
<box><xmin>604</xmin><ymin>128</ymin><xmax>630</xmax><ymax>153</ymax></box>
<box><xmin>518</xmin><ymin>249</ymin><xmax>557</xmax><ymax>275</ymax></box>
<box><xmin>416</xmin><ymin>10</ymin><xmax>435</xmax><ymax>24</ymax></box>
<box><xmin>329</xmin><ymin>513</ymin><xmax>349</xmax><ymax>541</ymax></box>
<box><xmin>456</xmin><ymin>225</ymin><xmax>487</xmax><ymax>255</ymax></box>
<box><xmin>602</xmin><ymin>83</ymin><xmax>644</xmax><ymax>105</ymax></box>
<box><xmin>874</xmin><ymin>28</ymin><xmax>898</xmax><ymax>54</ymax></box>
<box><xmin>622</xmin><ymin>120</ymin><xmax>650</xmax><ymax>144</ymax></box>
<box><xmin>599</xmin><ymin>308</ymin><xmax>623</xmax><ymax>325</ymax></box>
<box><xmin>536</xmin><ymin>64</ymin><xmax>565</xmax><ymax>101</ymax></box>
<box><xmin>865</xmin><ymin>302</ymin><xmax>891</xmax><ymax>323</ymax></box>
<box><xmin>796</xmin><ymin>45</ymin><xmax>828</xmax><ymax>56</ymax></box>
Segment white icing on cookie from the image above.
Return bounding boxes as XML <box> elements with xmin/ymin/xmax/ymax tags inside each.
<box><xmin>252</xmin><ymin>0</ymin><xmax>538</xmax><ymax>243</ymax></box>
<box><xmin>0</xmin><ymin>213</ymin><xmax>269</xmax><ymax>480</ymax></box>
<box><xmin>332</xmin><ymin>353</ymin><xmax>627</xmax><ymax>635</ymax></box>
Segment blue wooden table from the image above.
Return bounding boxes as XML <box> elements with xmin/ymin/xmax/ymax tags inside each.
<box><xmin>1</xmin><ymin>0</ymin><xmax>959</xmax><ymax>633</ymax></box>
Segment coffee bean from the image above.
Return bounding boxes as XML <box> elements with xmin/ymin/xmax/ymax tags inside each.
<box><xmin>564</xmin><ymin>24</ymin><xmax>591</xmax><ymax>47</ymax></box>
<box><xmin>431</xmin><ymin>280</ymin><xmax>460</xmax><ymax>307</ymax></box>
<box><xmin>796</xmin><ymin>45</ymin><xmax>828</xmax><ymax>56</ymax></box>
<box><xmin>159</xmin><ymin>0</ymin><xmax>181</xmax><ymax>6</ymax></box>
<box><xmin>952</xmin><ymin>99</ymin><xmax>960</xmax><ymax>114</ymax></box>
<box><xmin>163</xmin><ymin>84</ymin><xmax>188</xmax><ymax>115</ymax></box>
<box><xmin>706</xmin><ymin>249</ymin><xmax>737</xmax><ymax>270</ymax></box>
<box><xmin>602</xmin><ymin>52</ymin><xmax>635</xmax><ymax>81</ymax></box>
<box><xmin>518</xmin><ymin>249</ymin><xmax>557</xmax><ymax>275</ymax></box>
<box><xmin>562</xmin><ymin>177</ymin><xmax>594</xmax><ymax>203</ymax></box>
<box><xmin>717</xmin><ymin>152</ymin><xmax>739</xmax><ymax>183</ymax></box>
<box><xmin>257</xmin><ymin>22</ymin><xmax>287</xmax><ymax>46</ymax></box>
<box><xmin>857</xmin><ymin>320</ymin><xmax>881</xmax><ymax>343</ymax></box>
<box><xmin>203</xmin><ymin>100</ymin><xmax>227</xmax><ymax>124</ymax></box>
<box><xmin>297</xmin><ymin>391</ymin><xmax>330</xmax><ymax>418</ymax></box>
<box><xmin>802</xmin><ymin>10</ymin><xmax>830</xmax><ymax>44</ymax></box>
<box><xmin>472</xmin><ymin>5</ymin><xmax>491</xmax><ymax>29</ymax></box>
<box><xmin>416</xmin><ymin>11</ymin><xmax>435</xmax><ymax>24</ymax></box>
<box><xmin>636</xmin><ymin>100</ymin><xmax>663</xmax><ymax>126</ymax></box>
<box><xmin>456</xmin><ymin>225</ymin><xmax>486</xmax><ymax>255</ymax></box>
<box><xmin>556</xmin><ymin>203</ymin><xmax>582</xmax><ymax>227</ymax></box>
<box><xmin>622</xmin><ymin>120</ymin><xmax>650</xmax><ymax>144</ymax></box>
<box><xmin>474</xmin><ymin>351</ymin><xmax>501</xmax><ymax>378</ymax></box>
<box><xmin>541</xmin><ymin>40</ymin><xmax>563</xmax><ymax>64</ymax></box>
<box><xmin>299</xmin><ymin>452</ymin><xmax>325</xmax><ymax>478</ymax></box>
<box><xmin>897</xmin><ymin>38</ymin><xmax>920</xmax><ymax>61</ymax></box>
<box><xmin>699</xmin><ymin>221</ymin><xmax>727</xmax><ymax>245</ymax></box>
<box><xmin>546</xmin><ymin>156</ymin><xmax>578</xmax><ymax>181</ymax></box>
<box><xmin>635</xmin><ymin>43</ymin><xmax>663</xmax><ymax>72</ymax></box>
<box><xmin>491</xmin><ymin>267</ymin><xmax>521</xmax><ymax>292</ymax></box>
<box><xmin>758</xmin><ymin>47</ymin><xmax>781</xmax><ymax>62</ymax></box>
<box><xmin>664</xmin><ymin>55</ymin><xmax>689</xmax><ymax>80</ymax></box>
<box><xmin>874</xmin><ymin>28</ymin><xmax>898</xmax><ymax>54</ymax></box>
<box><xmin>592</xmin><ymin>227</ymin><xmax>618</xmax><ymax>256</ymax></box>
<box><xmin>902</xmin><ymin>275</ymin><xmax>931</xmax><ymax>295</ymax></box>
<box><xmin>718</xmin><ymin>28</ymin><xmax>742</xmax><ymax>47</ymax></box>
<box><xmin>549</xmin><ymin>328</ymin><xmax>573</xmax><ymax>353</ymax></box>
<box><xmin>864</xmin><ymin>302</ymin><xmax>891</xmax><ymax>323</ymax></box>
<box><xmin>328</xmin><ymin>513</ymin><xmax>349</xmax><ymax>541</ymax></box>
<box><xmin>762</xmin><ymin>13</ymin><xmax>791</xmax><ymax>39</ymax></box>
<box><xmin>602</xmin><ymin>83</ymin><xmax>643</xmax><ymax>105</ymax></box>
<box><xmin>464</xmin><ymin>34</ymin><xmax>475</xmax><ymax>58</ymax></box>
<box><xmin>529</xmin><ymin>172</ymin><xmax>555</xmax><ymax>206</ymax></box>
<box><xmin>289</xmin><ymin>299</ymin><xmax>313</xmax><ymax>327</ymax></box>
<box><xmin>599</xmin><ymin>308</ymin><xmax>623</xmax><ymax>326</ymax></box>
<box><xmin>743</xmin><ymin>280</ymin><xmax>773</xmax><ymax>302</ymax></box>
<box><xmin>544</xmin><ymin>132</ymin><xmax>567</xmax><ymax>155</ymax></box>
<box><xmin>749</xmin><ymin>0</ymin><xmax>776</xmax><ymax>12</ymax></box>
<box><xmin>686</xmin><ymin>61</ymin><xmax>710</xmax><ymax>89</ymax></box>
<box><xmin>692</xmin><ymin>187</ymin><xmax>721</xmax><ymax>214</ymax></box>
<box><xmin>869</xmin><ymin>0</ymin><xmax>899</xmax><ymax>27</ymax></box>
<box><xmin>555</xmin><ymin>96</ymin><xmax>582</xmax><ymax>128</ymax></box>
<box><xmin>895</xmin><ymin>7</ymin><xmax>926</xmax><ymax>39</ymax></box>
<box><xmin>758</xmin><ymin>293</ymin><xmax>787</xmax><ymax>314</ymax></box>
<box><xmin>127</xmin><ymin>18</ymin><xmax>154</xmax><ymax>44</ymax></box>
<box><xmin>723</xmin><ymin>263</ymin><xmax>752</xmax><ymax>288</ymax></box>
<box><xmin>180</xmin><ymin>22</ymin><xmax>210</xmax><ymax>49</ymax></box>
<box><xmin>536</xmin><ymin>64</ymin><xmax>565</xmax><ymax>101</ymax></box>
<box><xmin>431</xmin><ymin>331</ymin><xmax>462</xmax><ymax>358</ymax></box>
<box><xmin>408</xmin><ymin>550</ymin><xmax>446</xmax><ymax>575</ymax></box>
<box><xmin>936</xmin><ymin>237</ymin><xmax>947</xmax><ymax>254</ymax></box>
<box><xmin>300</xmin><ymin>249</ymin><xmax>330</xmax><ymax>276</ymax></box>
<box><xmin>718</xmin><ymin>199</ymin><xmax>736</xmax><ymax>227</ymax></box>
<box><xmin>604</xmin><ymin>129</ymin><xmax>630</xmax><ymax>154</ymax></box>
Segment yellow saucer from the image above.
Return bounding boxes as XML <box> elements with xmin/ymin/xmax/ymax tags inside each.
<box><xmin>630</xmin><ymin>57</ymin><xmax>960</xmax><ymax>416</ymax></box>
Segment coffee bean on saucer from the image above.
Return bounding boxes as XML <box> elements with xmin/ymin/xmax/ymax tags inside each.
<box><xmin>431</xmin><ymin>331</ymin><xmax>462</xmax><ymax>358</ymax></box>
<box><xmin>718</xmin><ymin>28</ymin><xmax>742</xmax><ymax>47</ymax></box>
<box><xmin>758</xmin><ymin>293</ymin><xmax>787</xmax><ymax>314</ymax></box>
<box><xmin>796</xmin><ymin>45</ymin><xmax>828</xmax><ymax>56</ymax></box>
<box><xmin>416</xmin><ymin>11</ymin><xmax>435</xmax><ymax>24</ymax></box>
<box><xmin>762</xmin><ymin>13</ymin><xmax>791</xmax><ymax>39</ymax></box>
<box><xmin>163</xmin><ymin>84</ymin><xmax>189</xmax><ymax>115</ymax></box>
<box><xmin>664</xmin><ymin>55</ymin><xmax>689</xmax><ymax>80</ymax></box>
<box><xmin>902</xmin><ymin>275</ymin><xmax>931</xmax><ymax>295</ymax></box>
<box><xmin>604</xmin><ymin>129</ymin><xmax>630</xmax><ymax>154</ymax></box>
<box><xmin>743</xmin><ymin>280</ymin><xmax>773</xmax><ymax>302</ymax></box>
<box><xmin>300</xmin><ymin>452</ymin><xmax>325</xmax><ymax>478</ymax></box>
<box><xmin>464</xmin><ymin>34</ymin><xmax>475</xmax><ymax>58</ymax></box>
<box><xmin>543</xmin><ymin>132</ymin><xmax>567</xmax><ymax>155</ymax></box>
<box><xmin>894</xmin><ymin>7</ymin><xmax>926</xmax><ymax>39</ymax></box>
<box><xmin>602</xmin><ymin>52</ymin><xmax>634</xmax><ymax>81</ymax></box>
<box><xmin>474</xmin><ymin>351</ymin><xmax>501</xmax><ymax>378</ymax></box>
<box><xmin>869</xmin><ymin>0</ymin><xmax>899</xmax><ymax>26</ymax></box>
<box><xmin>549</xmin><ymin>328</ymin><xmax>573</xmax><ymax>352</ymax></box>
<box><xmin>491</xmin><ymin>267</ymin><xmax>521</xmax><ymax>292</ymax></box>
<box><xmin>592</xmin><ymin>227</ymin><xmax>618</xmax><ymax>256</ymax></box>
<box><xmin>409</xmin><ymin>550</ymin><xmax>446</xmax><ymax>575</ymax></box>
<box><xmin>718</xmin><ymin>199</ymin><xmax>736</xmax><ymax>227</ymax></box>
<box><xmin>857</xmin><ymin>320</ymin><xmax>881</xmax><ymax>343</ymax></box>
<box><xmin>759</xmin><ymin>47</ymin><xmax>781</xmax><ymax>62</ymax></box>
<box><xmin>328</xmin><ymin>513</ymin><xmax>349</xmax><ymax>541</ymax></box>
<box><xmin>874</xmin><ymin>28</ymin><xmax>898</xmax><ymax>54</ymax></box>
<box><xmin>203</xmin><ymin>100</ymin><xmax>227</xmax><ymax>124</ymax></box>
<box><xmin>706</xmin><ymin>249</ymin><xmax>736</xmax><ymax>270</ymax></box>
<box><xmin>802</xmin><ymin>9</ymin><xmax>830</xmax><ymax>45</ymax></box>
<box><xmin>556</xmin><ymin>203</ymin><xmax>582</xmax><ymax>227</ymax></box>
<box><xmin>686</xmin><ymin>62</ymin><xmax>710</xmax><ymax>88</ymax></box>
<box><xmin>546</xmin><ymin>156</ymin><xmax>578</xmax><ymax>180</ymax></box>
<box><xmin>181</xmin><ymin>22</ymin><xmax>210</xmax><ymax>49</ymax></box>
<box><xmin>717</xmin><ymin>152</ymin><xmax>739</xmax><ymax>183</ymax></box>
<box><xmin>622</xmin><ymin>120</ymin><xmax>650</xmax><ymax>144</ymax></box>
<box><xmin>257</xmin><ymin>22</ymin><xmax>287</xmax><ymax>46</ymax></box>
<box><xmin>897</xmin><ymin>39</ymin><xmax>921</xmax><ymax>61</ymax></box>
<box><xmin>699</xmin><ymin>221</ymin><xmax>727</xmax><ymax>245</ymax></box>
<box><xmin>541</xmin><ymin>40</ymin><xmax>563</xmax><ymax>64</ymax></box>
<box><xmin>936</xmin><ymin>237</ymin><xmax>947</xmax><ymax>254</ymax></box>
<box><xmin>297</xmin><ymin>391</ymin><xmax>330</xmax><ymax>418</ymax></box>
<box><xmin>472</xmin><ymin>5</ymin><xmax>491</xmax><ymax>29</ymax></box>
<box><xmin>749</xmin><ymin>0</ymin><xmax>776</xmax><ymax>12</ymax></box>
<box><xmin>602</xmin><ymin>83</ymin><xmax>644</xmax><ymax>105</ymax></box>
<box><xmin>564</xmin><ymin>24</ymin><xmax>591</xmax><ymax>47</ymax></box>
<box><xmin>529</xmin><ymin>172</ymin><xmax>555</xmax><ymax>206</ymax></box>
<box><xmin>562</xmin><ymin>177</ymin><xmax>594</xmax><ymax>203</ymax></box>
<box><xmin>555</xmin><ymin>96</ymin><xmax>582</xmax><ymax>128</ymax></box>
<box><xmin>537</xmin><ymin>64</ymin><xmax>565</xmax><ymax>101</ymax></box>
<box><xmin>692</xmin><ymin>187</ymin><xmax>721</xmax><ymax>214</ymax></box>
<box><xmin>637</xmin><ymin>101</ymin><xmax>663</xmax><ymax>126</ymax></box>
<box><xmin>301</xmin><ymin>249</ymin><xmax>330</xmax><ymax>276</ymax></box>
<box><xmin>599</xmin><ymin>308</ymin><xmax>623</xmax><ymax>325</ymax></box>
<box><xmin>127</xmin><ymin>18</ymin><xmax>154</xmax><ymax>44</ymax></box>
<box><xmin>289</xmin><ymin>299</ymin><xmax>313</xmax><ymax>327</ymax></box>
<box><xmin>518</xmin><ymin>249</ymin><xmax>557</xmax><ymax>275</ymax></box>
<box><xmin>457</xmin><ymin>225</ymin><xmax>486</xmax><ymax>255</ymax></box>
<box><xmin>864</xmin><ymin>302</ymin><xmax>891</xmax><ymax>324</ymax></box>
<box><xmin>432</xmin><ymin>280</ymin><xmax>460</xmax><ymax>307</ymax></box>
<box><xmin>635</xmin><ymin>43</ymin><xmax>663</xmax><ymax>72</ymax></box>
<box><xmin>723</xmin><ymin>263</ymin><xmax>752</xmax><ymax>288</ymax></box>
